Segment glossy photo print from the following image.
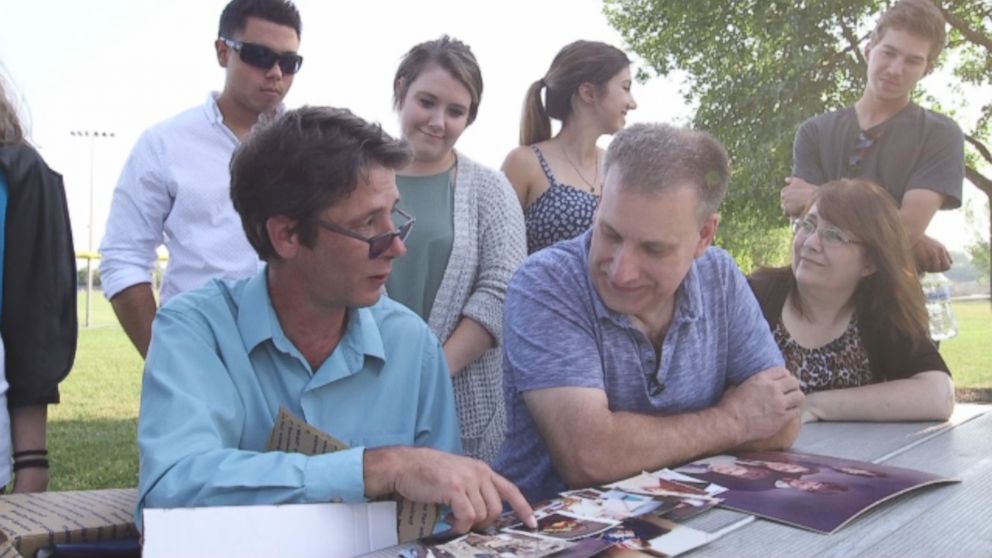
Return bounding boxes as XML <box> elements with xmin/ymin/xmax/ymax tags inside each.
<box><xmin>676</xmin><ymin>450</ymin><xmax>958</xmax><ymax>533</ymax></box>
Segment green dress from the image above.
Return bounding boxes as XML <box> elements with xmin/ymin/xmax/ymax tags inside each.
<box><xmin>386</xmin><ymin>170</ymin><xmax>455</xmax><ymax>320</ymax></box>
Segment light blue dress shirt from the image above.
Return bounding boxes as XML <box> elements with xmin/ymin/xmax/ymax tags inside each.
<box><xmin>137</xmin><ymin>269</ymin><xmax>461</xmax><ymax>526</ymax></box>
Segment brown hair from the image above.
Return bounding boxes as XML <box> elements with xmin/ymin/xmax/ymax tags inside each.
<box><xmin>393</xmin><ymin>35</ymin><xmax>483</xmax><ymax>125</ymax></box>
<box><xmin>784</xmin><ymin>179</ymin><xmax>930</xmax><ymax>347</ymax></box>
<box><xmin>520</xmin><ymin>40</ymin><xmax>630</xmax><ymax>146</ymax></box>
<box><xmin>230</xmin><ymin>106</ymin><xmax>411</xmax><ymax>261</ymax></box>
<box><xmin>603</xmin><ymin>122</ymin><xmax>730</xmax><ymax>220</ymax></box>
<box><xmin>0</xmin><ymin>76</ymin><xmax>25</xmax><ymax>145</ymax></box>
<box><xmin>869</xmin><ymin>0</ymin><xmax>947</xmax><ymax>62</ymax></box>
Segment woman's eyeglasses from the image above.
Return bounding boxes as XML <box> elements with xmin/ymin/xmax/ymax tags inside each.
<box><xmin>793</xmin><ymin>216</ymin><xmax>862</xmax><ymax>247</ymax></box>
<box><xmin>221</xmin><ymin>37</ymin><xmax>303</xmax><ymax>75</ymax></box>
<box><xmin>318</xmin><ymin>208</ymin><xmax>415</xmax><ymax>259</ymax></box>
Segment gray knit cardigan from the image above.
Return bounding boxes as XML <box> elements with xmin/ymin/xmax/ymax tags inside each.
<box><xmin>425</xmin><ymin>153</ymin><xmax>526</xmax><ymax>464</ymax></box>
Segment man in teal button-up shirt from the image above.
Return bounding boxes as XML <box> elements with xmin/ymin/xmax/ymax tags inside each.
<box><xmin>137</xmin><ymin>106</ymin><xmax>534</xmax><ymax>534</ymax></box>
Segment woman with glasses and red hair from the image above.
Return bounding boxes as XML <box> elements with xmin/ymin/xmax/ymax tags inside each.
<box><xmin>749</xmin><ymin>179</ymin><xmax>953</xmax><ymax>423</ymax></box>
<box><xmin>385</xmin><ymin>36</ymin><xmax>526</xmax><ymax>464</ymax></box>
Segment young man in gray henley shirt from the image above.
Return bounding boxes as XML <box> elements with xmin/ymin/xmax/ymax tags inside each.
<box><xmin>495</xmin><ymin>123</ymin><xmax>804</xmax><ymax>503</ymax></box>
<box><xmin>780</xmin><ymin>0</ymin><xmax>964</xmax><ymax>273</ymax></box>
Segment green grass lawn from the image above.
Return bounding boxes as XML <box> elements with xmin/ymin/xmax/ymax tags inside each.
<box><xmin>939</xmin><ymin>298</ymin><xmax>992</xmax><ymax>392</ymax></box>
<box><xmin>49</xmin><ymin>291</ymin><xmax>143</xmax><ymax>491</ymax></box>
<box><xmin>46</xmin><ymin>291</ymin><xmax>992</xmax><ymax>492</ymax></box>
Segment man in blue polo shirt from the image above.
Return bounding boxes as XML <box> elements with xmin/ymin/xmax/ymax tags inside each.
<box><xmin>137</xmin><ymin>107</ymin><xmax>534</xmax><ymax>533</ymax></box>
<box><xmin>495</xmin><ymin>123</ymin><xmax>804</xmax><ymax>503</ymax></box>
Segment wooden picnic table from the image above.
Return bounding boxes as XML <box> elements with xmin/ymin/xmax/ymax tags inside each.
<box><xmin>682</xmin><ymin>403</ymin><xmax>992</xmax><ymax>557</ymax></box>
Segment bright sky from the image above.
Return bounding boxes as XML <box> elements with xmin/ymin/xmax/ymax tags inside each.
<box><xmin>0</xmin><ymin>0</ymin><xmax>981</xmax><ymax>256</ymax></box>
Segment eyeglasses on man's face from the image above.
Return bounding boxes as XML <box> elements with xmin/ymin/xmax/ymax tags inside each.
<box><xmin>221</xmin><ymin>37</ymin><xmax>303</xmax><ymax>75</ymax></box>
<box><xmin>793</xmin><ymin>215</ymin><xmax>862</xmax><ymax>248</ymax></box>
<box><xmin>318</xmin><ymin>207</ymin><xmax>415</xmax><ymax>259</ymax></box>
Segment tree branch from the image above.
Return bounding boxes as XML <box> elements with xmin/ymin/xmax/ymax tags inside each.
<box><xmin>937</xmin><ymin>5</ymin><xmax>992</xmax><ymax>55</ymax></box>
<box><xmin>839</xmin><ymin>21</ymin><xmax>866</xmax><ymax>65</ymax></box>
<box><xmin>965</xmin><ymin>165</ymin><xmax>992</xmax><ymax>198</ymax></box>
<box><xmin>966</xmin><ymin>134</ymin><xmax>992</xmax><ymax>166</ymax></box>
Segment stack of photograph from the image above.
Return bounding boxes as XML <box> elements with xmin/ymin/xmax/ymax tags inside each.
<box><xmin>369</xmin><ymin>450</ymin><xmax>955</xmax><ymax>557</ymax></box>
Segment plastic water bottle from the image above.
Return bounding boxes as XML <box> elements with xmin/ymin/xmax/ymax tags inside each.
<box><xmin>921</xmin><ymin>273</ymin><xmax>958</xmax><ymax>341</ymax></box>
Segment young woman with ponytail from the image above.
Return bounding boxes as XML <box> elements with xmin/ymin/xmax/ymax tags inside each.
<box><xmin>501</xmin><ymin>41</ymin><xmax>636</xmax><ymax>254</ymax></box>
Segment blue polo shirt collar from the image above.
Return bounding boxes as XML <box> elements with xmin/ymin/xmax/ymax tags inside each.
<box><xmin>674</xmin><ymin>259</ymin><xmax>703</xmax><ymax>326</ymax></box>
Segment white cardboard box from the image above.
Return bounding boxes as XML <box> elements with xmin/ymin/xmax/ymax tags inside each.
<box><xmin>142</xmin><ymin>501</ymin><xmax>398</xmax><ymax>558</ymax></box>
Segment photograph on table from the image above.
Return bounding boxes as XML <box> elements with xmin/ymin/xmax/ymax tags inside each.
<box><xmin>506</xmin><ymin>511</ymin><xmax>619</xmax><ymax>541</ymax></box>
<box><xmin>551</xmin><ymin>537</ymin><xmax>623</xmax><ymax>558</ymax></box>
<box><xmin>430</xmin><ymin>531</ymin><xmax>614</xmax><ymax>558</ymax></box>
<box><xmin>560</xmin><ymin>488</ymin><xmax>607</xmax><ymax>500</ymax></box>
<box><xmin>430</xmin><ymin>531</ymin><xmax>572</xmax><ymax>557</ymax></box>
<box><xmin>660</xmin><ymin>496</ymin><xmax>721</xmax><ymax>523</ymax></box>
<box><xmin>607</xmin><ymin>470</ymin><xmax>726</xmax><ymax>500</ymax></box>
<box><xmin>599</xmin><ymin>514</ymin><xmax>714</xmax><ymax>557</ymax></box>
<box><xmin>485</xmin><ymin>508</ymin><xmax>537</xmax><ymax>534</ymax></box>
<box><xmin>675</xmin><ymin>450</ymin><xmax>959</xmax><ymax>533</ymax></box>
<box><xmin>652</xmin><ymin>469</ymin><xmax>727</xmax><ymax>497</ymax></box>
<box><xmin>479</xmin><ymin>496</ymin><xmax>574</xmax><ymax>536</ymax></box>
<box><xmin>557</xmin><ymin>489</ymin><xmax>667</xmax><ymax>521</ymax></box>
<box><xmin>397</xmin><ymin>546</ymin><xmax>431</xmax><ymax>558</ymax></box>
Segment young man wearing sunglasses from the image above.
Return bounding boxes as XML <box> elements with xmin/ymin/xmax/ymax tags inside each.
<box><xmin>781</xmin><ymin>0</ymin><xmax>964</xmax><ymax>273</ymax></box>
<box><xmin>136</xmin><ymin>106</ymin><xmax>536</xmax><ymax>534</ymax></box>
<box><xmin>100</xmin><ymin>0</ymin><xmax>303</xmax><ymax>358</ymax></box>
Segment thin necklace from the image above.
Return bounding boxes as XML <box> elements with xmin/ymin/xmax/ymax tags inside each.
<box><xmin>560</xmin><ymin>145</ymin><xmax>600</xmax><ymax>194</ymax></box>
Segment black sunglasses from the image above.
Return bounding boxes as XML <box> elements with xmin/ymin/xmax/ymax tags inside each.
<box><xmin>221</xmin><ymin>37</ymin><xmax>303</xmax><ymax>75</ymax></box>
<box><xmin>846</xmin><ymin>129</ymin><xmax>879</xmax><ymax>177</ymax></box>
<box><xmin>318</xmin><ymin>208</ymin><xmax>416</xmax><ymax>259</ymax></box>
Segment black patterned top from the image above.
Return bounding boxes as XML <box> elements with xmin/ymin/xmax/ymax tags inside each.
<box><xmin>773</xmin><ymin>315</ymin><xmax>873</xmax><ymax>393</ymax></box>
<box><xmin>524</xmin><ymin>146</ymin><xmax>599</xmax><ymax>254</ymax></box>
<box><xmin>749</xmin><ymin>270</ymin><xmax>949</xmax><ymax>387</ymax></box>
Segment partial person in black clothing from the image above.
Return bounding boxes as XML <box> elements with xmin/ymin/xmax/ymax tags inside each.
<box><xmin>0</xmin><ymin>72</ymin><xmax>77</xmax><ymax>492</ymax></box>
<box><xmin>750</xmin><ymin>179</ymin><xmax>953</xmax><ymax>423</ymax></box>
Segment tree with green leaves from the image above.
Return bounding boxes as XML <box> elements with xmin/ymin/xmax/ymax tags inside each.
<box><xmin>965</xmin><ymin>198</ymin><xmax>991</xmax><ymax>286</ymax></box>
<box><xmin>604</xmin><ymin>0</ymin><xmax>991</xmax><ymax>274</ymax></box>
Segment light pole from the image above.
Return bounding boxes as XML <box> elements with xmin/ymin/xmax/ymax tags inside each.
<box><xmin>69</xmin><ymin>130</ymin><xmax>115</xmax><ymax>327</ymax></box>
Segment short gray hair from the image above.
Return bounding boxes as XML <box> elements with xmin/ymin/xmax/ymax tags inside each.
<box><xmin>603</xmin><ymin>123</ymin><xmax>730</xmax><ymax>219</ymax></box>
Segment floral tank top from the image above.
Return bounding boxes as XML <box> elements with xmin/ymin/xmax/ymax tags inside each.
<box><xmin>524</xmin><ymin>146</ymin><xmax>599</xmax><ymax>254</ymax></box>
